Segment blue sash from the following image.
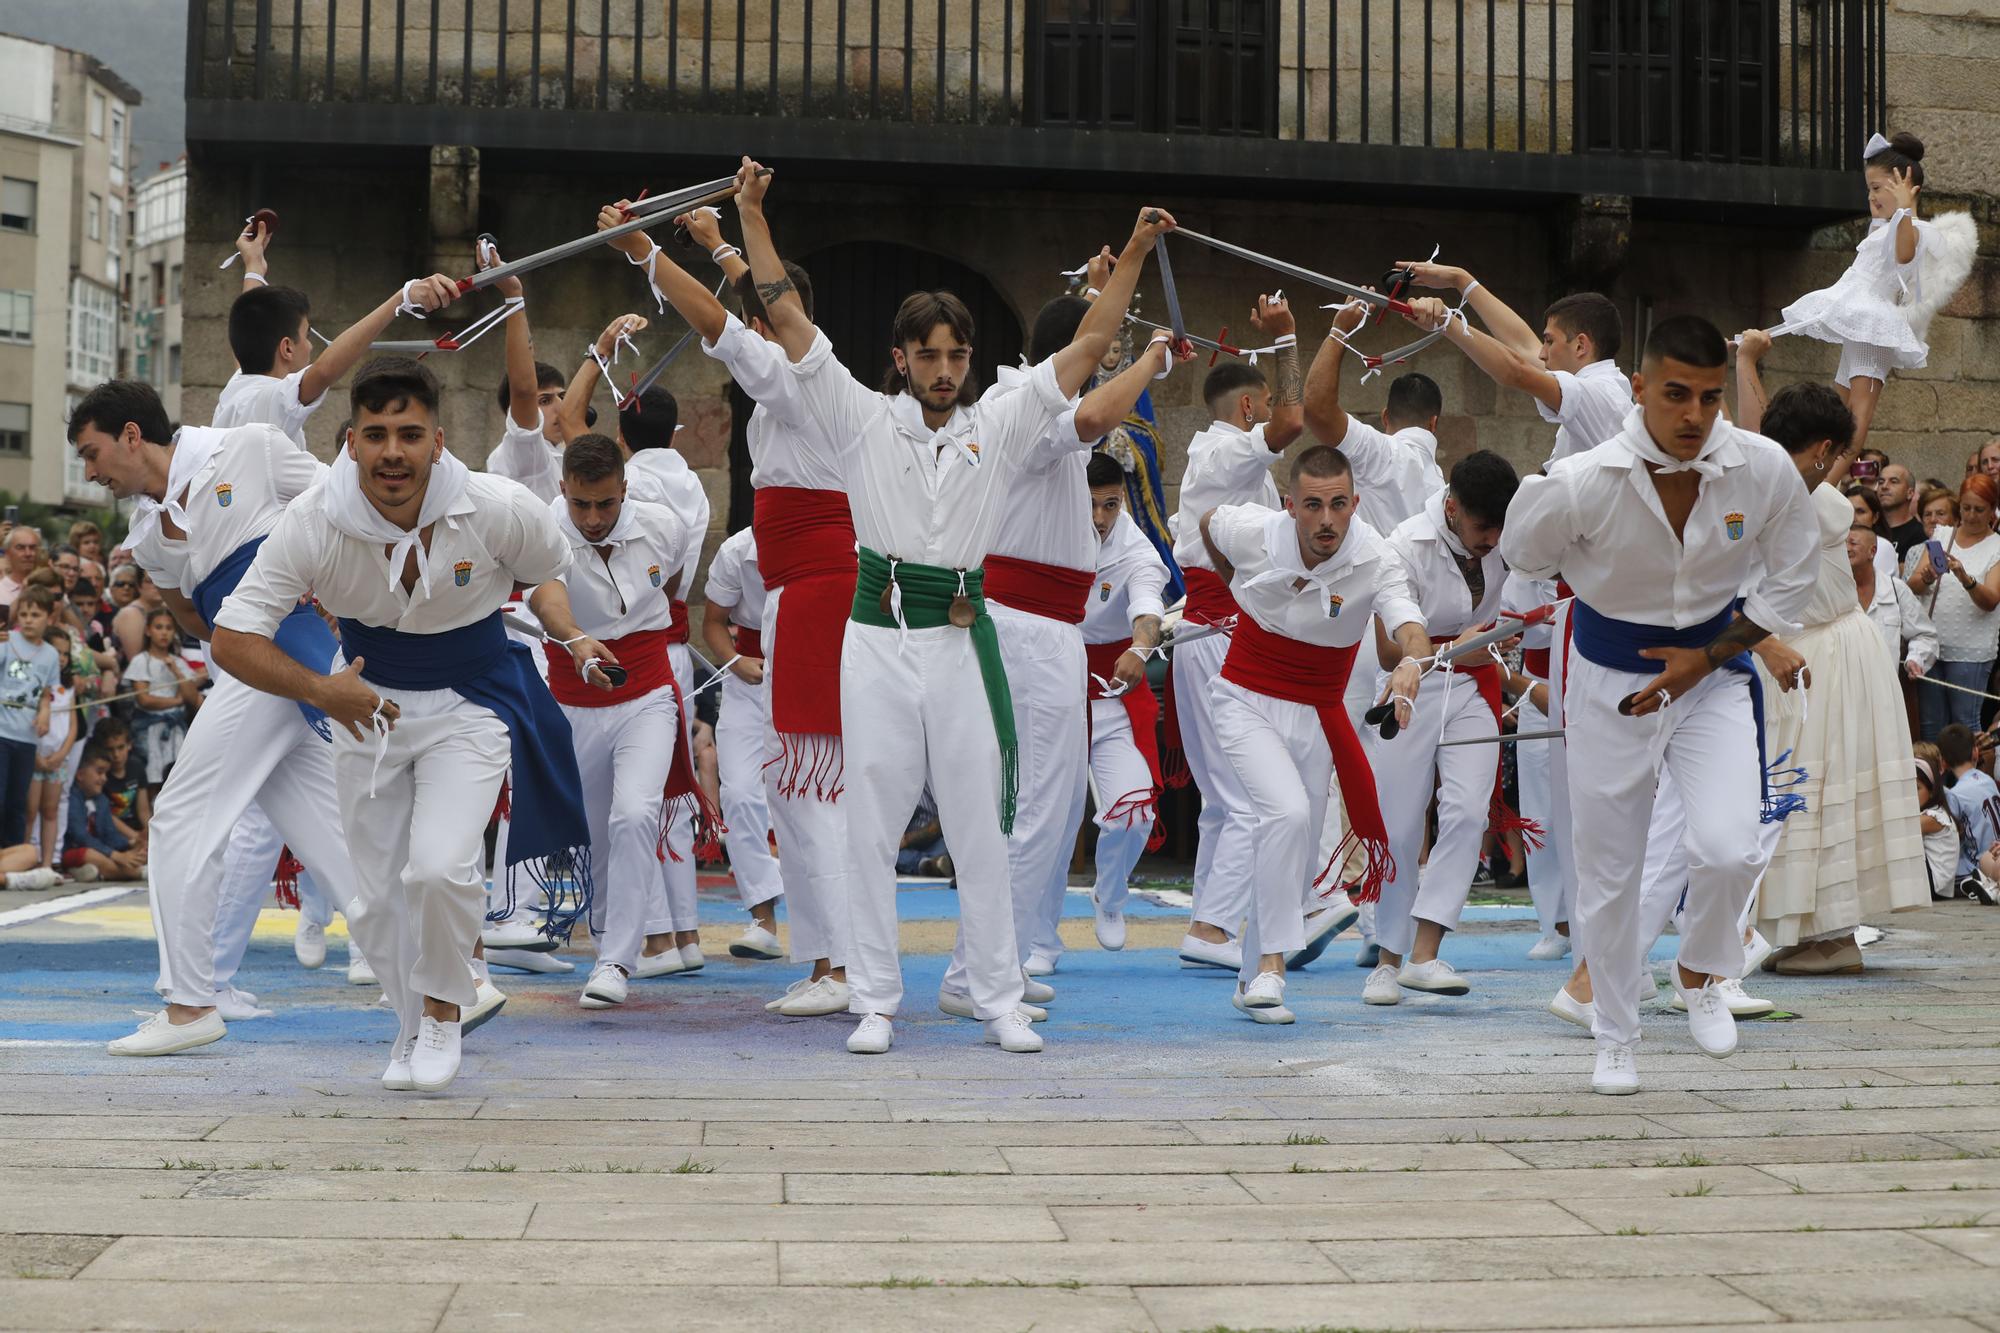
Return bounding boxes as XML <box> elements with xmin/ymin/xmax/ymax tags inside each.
<box><xmin>1570</xmin><ymin>599</ymin><xmax>1805</xmax><ymax>824</ymax></box>
<box><xmin>191</xmin><ymin>537</ymin><xmax>337</xmax><ymax>742</ymax></box>
<box><xmin>335</xmin><ymin>612</ymin><xmax>593</xmax><ymax>937</ymax></box>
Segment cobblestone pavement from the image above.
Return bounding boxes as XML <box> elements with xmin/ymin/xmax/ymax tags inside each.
<box><xmin>2</xmin><ymin>886</ymin><xmax>1997</xmax><ymax>1332</ymax></box>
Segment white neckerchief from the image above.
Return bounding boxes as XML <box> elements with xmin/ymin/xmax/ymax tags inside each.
<box><xmin>1240</xmin><ymin>508</ymin><xmax>1369</xmax><ymax>620</ymax></box>
<box><xmin>127</xmin><ymin>426</ymin><xmax>227</xmax><ymax>552</ymax></box>
<box><xmin>554</xmin><ymin>494</ymin><xmax>639</xmax><ymax>550</ymax></box>
<box><xmin>888</xmin><ymin>391</ymin><xmax>979</xmax><ymax>470</ymax></box>
<box><xmin>1617</xmin><ymin>406</ymin><xmax>1729</xmax><ymax>480</ymax></box>
<box><xmin>322</xmin><ymin>446</ymin><xmax>471</xmax><ymax>597</ymax></box>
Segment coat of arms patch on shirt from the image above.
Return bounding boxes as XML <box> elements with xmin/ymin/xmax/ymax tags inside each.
<box><xmin>648</xmin><ymin>563</ymin><xmax>663</xmax><ymax>588</ymax></box>
<box><xmin>1724</xmin><ymin>511</ymin><xmax>1745</xmax><ymax>541</ymax></box>
<box><xmin>453</xmin><ymin>559</ymin><xmax>474</xmax><ymax>587</ymax></box>
<box><xmin>1328</xmin><ymin>593</ymin><xmax>1344</xmax><ymax>618</ymax></box>
<box><xmin>1099</xmin><ymin>582</ymin><xmax>1112</xmax><ymax>602</ymax></box>
<box><xmin>214</xmin><ymin>483</ymin><xmax>233</xmax><ymax>508</ymax></box>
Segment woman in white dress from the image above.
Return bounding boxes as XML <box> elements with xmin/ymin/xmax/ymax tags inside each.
<box><xmin>1904</xmin><ymin>473</ymin><xmax>2000</xmax><ymax>740</ymax></box>
<box><xmin>1736</xmin><ymin>341</ymin><xmax>1928</xmax><ymax>974</ymax></box>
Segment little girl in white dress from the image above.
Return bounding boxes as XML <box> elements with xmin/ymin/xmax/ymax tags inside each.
<box><xmin>1770</xmin><ymin>132</ymin><xmax>1976</xmax><ymax>454</ymax></box>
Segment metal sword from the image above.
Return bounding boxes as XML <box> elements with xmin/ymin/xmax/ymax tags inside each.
<box><xmin>457</xmin><ymin>175</ymin><xmax>745</xmax><ymax>293</ymax></box>
<box><xmin>1167</xmin><ymin>224</ymin><xmax>1417</xmax><ymax>318</ymax></box>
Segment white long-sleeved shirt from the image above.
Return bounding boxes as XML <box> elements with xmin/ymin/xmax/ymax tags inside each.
<box><xmin>1335</xmin><ymin>416</ymin><xmax>1445</xmax><ymax>538</ymax></box>
<box><xmin>550</xmin><ymin>496</ymin><xmax>687</xmax><ymax>640</ymax></box>
<box><xmin>703</xmin><ymin>526</ymin><xmax>769</xmax><ymax>631</ymax></box>
<box><xmin>1171</xmin><ymin>421</ymin><xmax>1282</xmax><ymax>575</ymax></box>
<box><xmin>1083</xmin><ymin>512</ymin><xmax>1170</xmax><ymax>646</ymax></box>
<box><xmin>1502</xmin><ymin>407</ymin><xmax>1817</xmax><ymax>640</ymax></box>
<box><xmin>785</xmin><ymin>338</ymin><xmax>1076</xmax><ymax>569</ymax></box>
<box><xmin>126</xmin><ymin>424</ymin><xmax>326</xmax><ymax>595</ymax></box>
<box><xmin>1207</xmin><ymin>504</ymin><xmax>1424</xmax><ymax>651</ymax></box>
<box><xmin>703</xmin><ymin>315</ymin><xmax>847</xmax><ymax>493</ymax></box>
<box><xmin>624</xmin><ymin>448</ymin><xmax>709</xmax><ymax>598</ymax></box>
<box><xmin>1538</xmin><ymin>357</ymin><xmax>1634</xmax><ymax>463</ymax></box>
<box><xmin>982</xmin><ymin>364</ymin><xmax>1094</xmax><ymax>576</ymax></box>
<box><xmin>1866</xmin><ymin>566</ymin><xmax>1939</xmax><ymax>675</ymax></box>
<box><xmin>1385</xmin><ymin>489</ymin><xmax>1510</xmax><ymax>641</ymax></box>
<box><xmin>212</xmin><ymin>369</ymin><xmax>320</xmax><ymax>449</ymax></box>
<box><xmin>485</xmin><ymin>411</ymin><xmax>560</xmax><ymax>504</ymax></box>
<box><xmin>215</xmin><ymin>473</ymin><xmax>570</xmax><ymax>639</ymax></box>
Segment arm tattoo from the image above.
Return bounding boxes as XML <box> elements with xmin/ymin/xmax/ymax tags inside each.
<box><xmin>1703</xmin><ymin>614</ymin><xmax>1770</xmax><ymax>668</ymax></box>
<box><xmin>1131</xmin><ymin>614</ymin><xmax>1163</xmax><ymax>652</ymax></box>
<box><xmin>1274</xmin><ymin>343</ymin><xmax>1302</xmax><ymax>408</ymax></box>
<box><xmin>755</xmin><ymin>277</ymin><xmax>796</xmax><ymax>308</ymax></box>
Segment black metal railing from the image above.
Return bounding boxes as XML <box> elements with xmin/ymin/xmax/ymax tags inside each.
<box><xmin>188</xmin><ymin>0</ymin><xmax>1889</xmax><ymax>174</ymax></box>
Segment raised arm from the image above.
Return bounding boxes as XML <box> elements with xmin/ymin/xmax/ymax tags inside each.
<box><xmin>234</xmin><ymin>217</ymin><xmax>272</xmax><ymax>295</ymax></box>
<box><xmin>1249</xmin><ymin>294</ymin><xmax>1302</xmax><ymax>450</ymax></box>
<box><xmin>1073</xmin><ymin>332</ymin><xmax>1176</xmax><ymax>442</ymax></box>
<box><xmin>1397</xmin><ymin>260</ymin><xmax>1540</xmax><ymax>359</ymax></box>
<box><xmin>1408</xmin><ymin>297</ymin><xmax>1563</xmax><ymax>413</ymax></box>
<box><xmin>1733</xmin><ymin>328</ymin><xmax>1771</xmax><ymax>437</ymax></box>
<box><xmin>299</xmin><ymin>274</ymin><xmax>462</xmax><ymax>408</ymax></box>
<box><xmin>555</xmin><ymin>313</ymin><xmax>650</xmax><ymax>444</ymax></box>
<box><xmin>732</xmin><ymin>157</ymin><xmax>815</xmax><ymax>363</ymax></box>
<box><xmin>1303</xmin><ymin>300</ymin><xmax>1368</xmax><ymax>447</ymax></box>
<box><xmin>1047</xmin><ymin>207</ymin><xmax>1176</xmax><ymax>399</ymax></box>
<box><xmin>488</xmin><ymin>242</ymin><xmax>541</xmax><ymax>433</ymax></box>
<box><xmin>678</xmin><ymin>207</ymin><xmax>752</xmax><ymax>287</ymax></box>
<box><xmin>597</xmin><ymin>202</ymin><xmax>734</xmax><ymax>345</ymax></box>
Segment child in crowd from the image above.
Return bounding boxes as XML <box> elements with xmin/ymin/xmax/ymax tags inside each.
<box><xmin>1914</xmin><ymin>744</ymin><xmax>1961</xmax><ymax>901</ymax></box>
<box><xmin>31</xmin><ymin>625</ymin><xmax>80</xmax><ymax>868</ymax></box>
<box><xmin>0</xmin><ymin>587</ymin><xmax>61</xmax><ymax>850</ymax></box>
<box><xmin>1939</xmin><ymin>724</ymin><xmax>2000</xmax><ymax>905</ymax></box>
<box><xmin>91</xmin><ymin>716</ymin><xmax>150</xmax><ymax>839</ymax></box>
<box><xmin>122</xmin><ymin>606</ymin><xmax>202</xmax><ymax>798</ymax></box>
<box><xmin>64</xmin><ymin>746</ymin><xmax>143</xmax><ymax>882</ymax></box>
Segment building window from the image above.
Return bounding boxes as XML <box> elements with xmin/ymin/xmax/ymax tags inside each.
<box><xmin>86</xmin><ymin>194</ymin><xmax>100</xmax><ymax>242</ymax></box>
<box><xmin>150</xmin><ymin>261</ymin><xmax>165</xmax><ymax>307</ymax></box>
<box><xmin>68</xmin><ymin>278</ymin><xmax>116</xmax><ymax>386</ymax></box>
<box><xmin>1028</xmin><ymin>1</ymin><xmax>1277</xmax><ymax>137</ymax></box>
<box><xmin>89</xmin><ymin>91</ymin><xmax>104</xmax><ymax>138</ymax></box>
<box><xmin>0</xmin><ymin>178</ymin><xmax>33</xmax><ymax>233</ymax></box>
<box><xmin>0</xmin><ymin>404</ymin><xmax>26</xmax><ymax>456</ymax></box>
<box><xmin>167</xmin><ymin>344</ymin><xmax>181</xmax><ymax>384</ymax></box>
<box><xmin>109</xmin><ymin>107</ymin><xmax>125</xmax><ymax>167</ymax></box>
<box><xmin>0</xmin><ymin>291</ymin><xmax>30</xmax><ymax>345</ymax></box>
<box><xmin>168</xmin><ymin>264</ymin><xmax>182</xmax><ymax>305</ymax></box>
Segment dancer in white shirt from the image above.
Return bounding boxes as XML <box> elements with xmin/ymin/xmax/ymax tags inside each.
<box><xmin>1502</xmin><ymin>316</ymin><xmax>1817</xmax><ymax>1096</ymax></box>
<box><xmin>1080</xmin><ymin>453</ymin><xmax>1170</xmax><ymax>950</ymax></box>
<box><xmin>734</xmin><ymin>157</ymin><xmax>1166</xmax><ymax>1054</ymax></box>
<box><xmin>1196</xmin><ymin>446</ymin><xmax>1428</xmax><ymax>1023</ymax></box>
<box><xmin>213</xmin><ymin>356</ymin><xmax>606</xmax><ymax>1091</ymax></box>
<box><xmin>701</xmin><ymin>526</ymin><xmax>787</xmax><ymax>960</ymax></box>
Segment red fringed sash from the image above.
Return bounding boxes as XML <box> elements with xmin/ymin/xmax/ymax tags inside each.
<box><xmin>1086</xmin><ymin>639</ymin><xmax>1165</xmax><ymax>851</ymax></box>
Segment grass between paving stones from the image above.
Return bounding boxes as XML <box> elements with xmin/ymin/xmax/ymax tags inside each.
<box><xmin>854</xmin><ymin>1278</ymin><xmax>1088</xmax><ymax>1291</ymax></box>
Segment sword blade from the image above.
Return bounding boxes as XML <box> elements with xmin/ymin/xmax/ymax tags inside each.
<box><xmin>460</xmin><ymin>176</ymin><xmax>740</xmax><ymax>293</ymax></box>
<box><xmin>1154</xmin><ymin>237</ymin><xmax>1187</xmax><ymax>346</ymax></box>
<box><xmin>1126</xmin><ymin>314</ymin><xmax>1233</xmax><ymax>358</ymax></box>
<box><xmin>622</xmin><ymin>276</ymin><xmax>729</xmax><ymax>405</ymax></box>
<box><xmin>1439</xmin><ymin>728</ymin><xmax>1565</xmax><ymax>747</ymax></box>
<box><xmin>1169</xmin><ymin>225</ymin><xmax>1399</xmax><ymax>312</ymax></box>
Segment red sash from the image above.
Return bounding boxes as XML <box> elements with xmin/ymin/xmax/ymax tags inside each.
<box><xmin>1086</xmin><ymin>639</ymin><xmax>1165</xmax><ymax>849</ymax></box>
<box><xmin>1219</xmin><ymin>614</ymin><xmax>1392</xmax><ymax>901</ymax></box>
<box><xmin>664</xmin><ymin>599</ymin><xmax>690</xmax><ymax>646</ymax></box>
<box><xmin>1434</xmin><ymin>636</ymin><xmax>1544</xmax><ymax>850</ymax></box>
<box><xmin>732</xmin><ymin>625</ymin><xmax>763</xmax><ymax>660</ymax></box>
<box><xmin>983</xmin><ymin>555</ymin><xmax>1093</xmax><ymax>625</ymax></box>
<box><xmin>753</xmin><ymin>487</ymin><xmax>856</xmax><ymax>740</ymax></box>
<box><xmin>1522</xmin><ymin>647</ymin><xmax>1551</xmax><ymax>679</ymax></box>
<box><xmin>1160</xmin><ymin>567</ymin><xmax>1242</xmax><ymax>789</ymax></box>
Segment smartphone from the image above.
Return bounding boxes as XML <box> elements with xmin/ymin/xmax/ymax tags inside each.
<box><xmin>1929</xmin><ymin>539</ymin><xmax>1949</xmax><ymax>575</ymax></box>
<box><xmin>1851</xmin><ymin>458</ymin><xmax>1881</xmax><ymax>482</ymax></box>
<box><xmin>2</xmin><ymin>505</ymin><xmax>16</xmax><ymax>525</ymax></box>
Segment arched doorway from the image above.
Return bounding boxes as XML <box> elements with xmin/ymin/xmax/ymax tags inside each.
<box><xmin>797</xmin><ymin>241</ymin><xmax>1025</xmax><ymax>398</ymax></box>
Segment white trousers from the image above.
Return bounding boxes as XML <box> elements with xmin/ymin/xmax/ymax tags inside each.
<box><xmin>1171</xmin><ymin>631</ymin><xmax>1253</xmax><ymax>937</ymax></box>
<box><xmin>210</xmin><ymin>801</ymin><xmax>335</xmax><ymax>992</ymax></box>
<box><xmin>716</xmin><ymin>672</ymin><xmax>783</xmax><ymax>911</ymax></box>
<box><xmin>564</xmin><ymin>686</ymin><xmax>677</xmax><ymax>973</ymax></box>
<box><xmin>1638</xmin><ymin>769</ymin><xmax>1779</xmax><ymax>958</ymax></box>
<box><xmin>1367</xmin><ymin>669</ymin><xmax>1499</xmax><ymax>958</ymax></box>
<box><xmin>1517</xmin><ymin>695</ymin><xmax>1570</xmax><ymax>936</ymax></box>
<box><xmin>1089</xmin><ymin>697</ymin><xmax>1155</xmax><ymax>915</ymax></box>
<box><xmin>1545</xmin><ymin>605</ymin><xmax>1582</xmax><ymax>938</ymax></box>
<box><xmin>1566</xmin><ymin>657</ymin><xmax>1764</xmax><ymax>1047</ymax></box>
<box><xmin>944</xmin><ymin>604</ymin><xmax>1085</xmax><ymax>993</ymax></box>
<box><xmin>650</xmin><ymin>644</ymin><xmax>699</xmax><ymax>937</ymax></box>
<box><xmin>760</xmin><ymin>587</ymin><xmax>850</xmax><ymax>968</ymax></box>
<box><xmin>1210</xmin><ymin>678</ymin><xmax>1332</xmax><ymax>983</ymax></box>
<box><xmin>841</xmin><ymin>621</ymin><xmax>1023</xmax><ymax>1021</ymax></box>
<box><xmin>147</xmin><ymin>672</ymin><xmax>361</xmax><ymax>1009</ymax></box>
<box><xmin>333</xmin><ymin>687</ymin><xmax>511</xmax><ymax>1040</ymax></box>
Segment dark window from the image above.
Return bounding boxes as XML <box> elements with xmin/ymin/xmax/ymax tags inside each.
<box><xmin>1028</xmin><ymin>0</ymin><xmax>1277</xmax><ymax>137</ymax></box>
<box><xmin>0</xmin><ymin>403</ymin><xmax>27</xmax><ymax>456</ymax></box>
<box><xmin>1576</xmin><ymin>0</ymin><xmax>1778</xmax><ymax>164</ymax></box>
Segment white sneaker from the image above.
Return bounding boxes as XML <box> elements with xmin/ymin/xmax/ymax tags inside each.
<box><xmin>579</xmin><ymin>962</ymin><xmax>628</xmax><ymax>1009</ymax></box>
<box><xmin>1528</xmin><ymin>933</ymin><xmax>1571</xmax><ymax>961</ymax></box>
<box><xmin>486</xmin><ymin>948</ymin><xmax>575</xmax><ymax>974</ymax></box>
<box><xmin>1668</xmin><ymin>975</ymin><xmax>1774</xmax><ymax>1017</ymax></box>
<box><xmin>1548</xmin><ymin>986</ymin><xmax>1595</xmax><ymax>1031</ymax></box>
<box><xmin>346</xmin><ymin>948</ymin><xmax>377</xmax><ymax>986</ymax></box>
<box><xmin>461</xmin><ymin>981</ymin><xmax>508</xmax><ymax>1034</ymax></box>
<box><xmin>1239</xmin><ymin>970</ymin><xmax>1286</xmax><ymax>1009</ymax></box>
<box><xmin>983</xmin><ymin>1010</ymin><xmax>1044</xmax><ymax>1052</ymax></box>
<box><xmin>1362</xmin><ymin>962</ymin><xmax>1402</xmax><ymax>1006</ymax></box>
<box><xmin>678</xmin><ymin>942</ymin><xmax>706</xmax><ymax>972</ymax></box>
<box><xmin>68</xmin><ymin>862</ymin><xmax>101</xmax><ymax>883</ymax></box>
<box><xmin>107</xmin><ymin>1009</ymin><xmax>226</xmax><ymax>1056</ymax></box>
<box><xmin>631</xmin><ymin>949</ymin><xmax>686</xmax><ymax>979</ymax></box>
<box><xmin>938</xmin><ymin>992</ymin><xmax>1046</xmax><ymax>1023</ymax></box>
<box><xmin>1232</xmin><ymin>991</ymin><xmax>1296</xmax><ymax>1024</ymax></box>
<box><xmin>1674</xmin><ymin>976</ymin><xmax>1738</xmax><ymax>1058</ymax></box>
<box><xmin>381</xmin><ymin>1035</ymin><xmax>417</xmax><ymax>1090</ymax></box>
<box><xmin>212</xmin><ymin>987</ymin><xmax>272</xmax><ymax>1021</ymax></box>
<box><xmin>1397</xmin><ymin>958</ymin><xmax>1470</xmax><ymax>995</ymax></box>
<box><xmin>480</xmin><ymin>917</ymin><xmax>556</xmax><ymax>952</ymax></box>
<box><xmin>410</xmin><ymin>1017</ymin><xmax>462</xmax><ymax>1091</ymax></box>
<box><xmin>1288</xmin><ymin>890</ymin><xmax>1359</xmax><ymax>970</ymax></box>
<box><xmin>1741</xmin><ymin>929</ymin><xmax>1775</xmax><ymax>977</ymax></box>
<box><xmin>1020</xmin><ymin>973</ymin><xmax>1055</xmax><ymax>1005</ymax></box>
<box><xmin>1591</xmin><ymin>1039</ymin><xmax>1640</xmax><ymax>1095</ymax></box>
<box><xmin>1178</xmin><ymin>932</ymin><xmax>1242</xmax><ymax>971</ymax></box>
<box><xmin>765</xmin><ymin>977</ymin><xmax>814</xmax><ymax>1013</ymax></box>
<box><xmin>1023</xmin><ymin>951</ymin><xmax>1058</xmax><ymax>977</ymax></box>
<box><xmin>1093</xmin><ymin>895</ymin><xmax>1126</xmax><ymax>951</ymax></box>
<box><xmin>730</xmin><ymin>924</ymin><xmax>784</xmax><ymax>960</ymax></box>
<box><xmin>777</xmin><ymin>977</ymin><xmax>850</xmax><ymax>1017</ymax></box>
<box><xmin>293</xmin><ymin>919</ymin><xmax>327</xmax><ymax>969</ymax></box>
<box><xmin>847</xmin><ymin>1014</ymin><xmax>893</xmax><ymax>1054</ymax></box>
<box><xmin>3</xmin><ymin>865</ymin><xmax>62</xmax><ymax>891</ymax></box>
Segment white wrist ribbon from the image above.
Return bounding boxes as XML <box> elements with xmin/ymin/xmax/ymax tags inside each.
<box><xmin>219</xmin><ymin>215</ymin><xmax>257</xmax><ymax>269</ymax></box>
<box><xmin>394</xmin><ymin>279</ymin><xmax>432</xmax><ymax>320</ymax></box>
<box><xmin>1148</xmin><ymin>329</ymin><xmax>1175</xmax><ymax>379</ymax></box>
<box><xmin>626</xmin><ymin>241</ymin><xmax>667</xmax><ymax>312</ymax></box>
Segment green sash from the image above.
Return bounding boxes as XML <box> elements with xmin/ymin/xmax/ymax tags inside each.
<box><xmin>850</xmin><ymin>546</ymin><xmax>1018</xmax><ymax>835</ymax></box>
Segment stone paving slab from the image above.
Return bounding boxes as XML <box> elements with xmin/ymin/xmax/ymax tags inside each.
<box><xmin>524</xmin><ymin>1201</ymin><xmax>1066</xmax><ymax>1242</ymax></box>
<box><xmin>79</xmin><ymin>1236</ymin><xmax>781</xmax><ymax>1285</ymax></box>
<box><xmin>178</xmin><ymin>1167</ymin><xmax>786</xmax><ymax>1203</ymax></box>
<box><xmin>1324</xmin><ymin>1227</ymin><xmax>1964</xmax><ymax>1282</ymax></box>
<box><xmin>0</xmin><ymin>1278</ymin><xmax>455</xmax><ymax>1332</ymax></box>
<box><xmin>1231</xmin><ymin>1163</ymin><xmax>1792</xmax><ymax>1203</ymax></box>
<box><xmin>436</xmin><ymin>1284</ymin><xmax>1158</xmax><ymax>1333</ymax></box>
<box><xmin>0</xmin><ymin>1199</ymin><xmax>534</xmax><ymax>1240</ymax></box>
<box><xmin>1133</xmin><ymin>1274</ymin><xmax>1780</xmax><ymax>1330</ymax></box>
<box><xmin>777</xmin><ymin>1238</ymin><xmax>1344</xmax><ymax>1287</ymax></box>
<box><xmin>1051</xmin><ymin>1199</ymin><xmax>1598</xmax><ymax>1242</ymax></box>
<box><xmin>1725</xmin><ymin>1267</ymin><xmax>2000</xmax><ymax>1321</ymax></box>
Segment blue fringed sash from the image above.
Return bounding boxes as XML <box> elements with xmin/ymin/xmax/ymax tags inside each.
<box><xmin>191</xmin><ymin>537</ymin><xmax>338</xmax><ymax>741</ymax></box>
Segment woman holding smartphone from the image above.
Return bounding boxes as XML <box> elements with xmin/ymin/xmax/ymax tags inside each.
<box><xmin>1907</xmin><ymin>473</ymin><xmax>2000</xmax><ymax>740</ymax></box>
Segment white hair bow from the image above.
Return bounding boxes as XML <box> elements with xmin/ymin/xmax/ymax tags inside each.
<box><xmin>1864</xmin><ymin>132</ymin><xmax>1892</xmax><ymax>160</ymax></box>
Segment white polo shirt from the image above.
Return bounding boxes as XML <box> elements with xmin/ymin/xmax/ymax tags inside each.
<box><xmin>213</xmin><ymin>368</ymin><xmax>319</xmax><ymax>449</ymax></box>
<box><xmin>1385</xmin><ymin>489</ymin><xmax>1510</xmax><ymax>640</ymax></box>
<box><xmin>126</xmin><ymin>424</ymin><xmax>326</xmax><ymax>595</ymax></box>
<box><xmin>703</xmin><ymin>315</ymin><xmax>846</xmax><ymax>493</ymax></box>
<box><xmin>1337</xmin><ymin>416</ymin><xmax>1446</xmax><ymax>538</ymax></box>
<box><xmin>1171</xmin><ymin>421</ymin><xmax>1282</xmax><ymax>575</ymax></box>
<box><xmin>703</xmin><ymin>526</ymin><xmax>769</xmax><ymax>631</ymax></box>
<box><xmin>624</xmin><ymin>448</ymin><xmax>709</xmax><ymax>598</ymax></box>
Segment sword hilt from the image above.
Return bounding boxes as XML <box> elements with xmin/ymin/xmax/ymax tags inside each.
<box><xmin>1375</xmin><ymin>266</ymin><xmax>1417</xmax><ymax>327</ymax></box>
